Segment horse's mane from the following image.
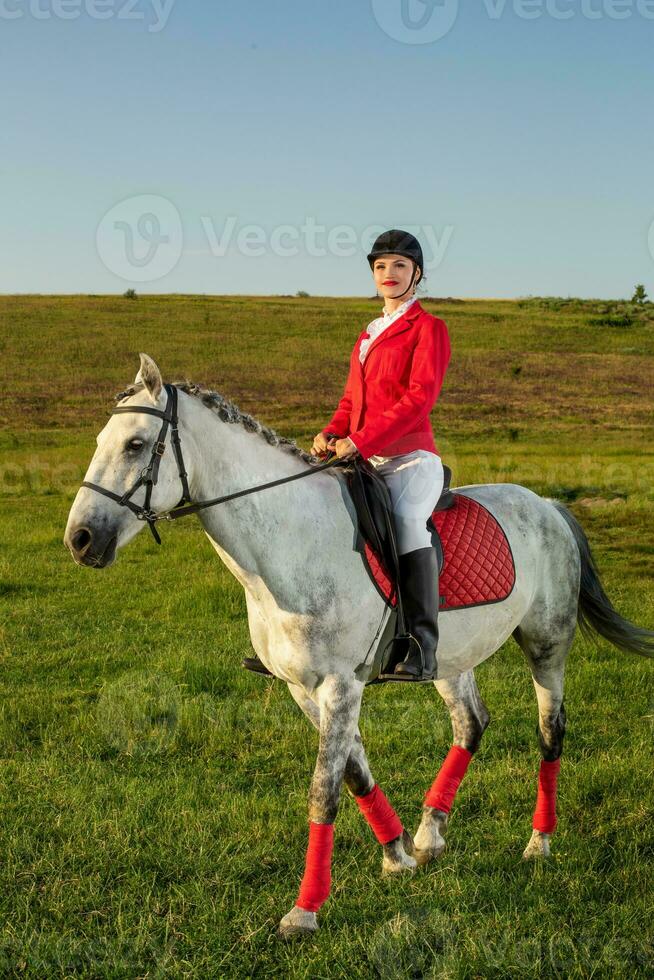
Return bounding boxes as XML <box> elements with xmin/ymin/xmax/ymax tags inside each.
<box><xmin>114</xmin><ymin>380</ymin><xmax>316</xmax><ymax>464</ymax></box>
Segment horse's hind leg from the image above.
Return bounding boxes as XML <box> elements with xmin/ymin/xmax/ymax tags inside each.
<box><xmin>414</xmin><ymin>670</ymin><xmax>490</xmax><ymax>866</ymax></box>
<box><xmin>513</xmin><ymin>621</ymin><xmax>574</xmax><ymax>860</ymax></box>
<box><xmin>286</xmin><ymin>683</ymin><xmax>416</xmax><ymax>879</ymax></box>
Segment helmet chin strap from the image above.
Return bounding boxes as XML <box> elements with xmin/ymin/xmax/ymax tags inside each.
<box><xmin>386</xmin><ymin>261</ymin><xmax>420</xmax><ymax>301</ymax></box>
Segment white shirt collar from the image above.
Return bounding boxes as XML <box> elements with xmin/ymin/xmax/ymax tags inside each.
<box><xmin>380</xmin><ymin>294</ymin><xmax>418</xmax><ymax>325</ymax></box>
<box><xmin>359</xmin><ymin>295</ymin><xmax>418</xmax><ymax>362</ymax></box>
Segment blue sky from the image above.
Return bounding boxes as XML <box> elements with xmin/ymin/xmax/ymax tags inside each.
<box><xmin>2</xmin><ymin>0</ymin><xmax>653</xmax><ymax>298</ymax></box>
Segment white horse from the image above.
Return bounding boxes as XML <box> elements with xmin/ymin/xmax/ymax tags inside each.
<box><xmin>64</xmin><ymin>354</ymin><xmax>654</xmax><ymax>938</ymax></box>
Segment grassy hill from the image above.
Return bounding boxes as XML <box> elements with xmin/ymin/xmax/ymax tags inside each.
<box><xmin>1</xmin><ymin>295</ymin><xmax>653</xmax><ymax>977</ymax></box>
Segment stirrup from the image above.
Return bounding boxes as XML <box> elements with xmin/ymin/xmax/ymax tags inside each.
<box><xmin>384</xmin><ymin>661</ymin><xmax>437</xmax><ymax>683</ymax></box>
<box><xmin>392</xmin><ymin>660</ymin><xmax>437</xmax><ymax>682</ymax></box>
<box><xmin>376</xmin><ymin>634</ymin><xmax>436</xmax><ymax>683</ymax></box>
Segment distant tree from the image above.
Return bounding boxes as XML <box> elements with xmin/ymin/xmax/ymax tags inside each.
<box><xmin>632</xmin><ymin>284</ymin><xmax>648</xmax><ymax>304</ymax></box>
<box><xmin>296</xmin><ymin>290</ymin><xmax>310</xmax><ymax>298</ymax></box>
<box><xmin>123</xmin><ymin>288</ymin><xmax>137</xmax><ymax>300</ymax></box>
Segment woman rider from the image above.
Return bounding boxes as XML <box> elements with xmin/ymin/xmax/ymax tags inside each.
<box><xmin>243</xmin><ymin>229</ymin><xmax>451</xmax><ymax>682</ymax></box>
<box><xmin>313</xmin><ymin>229</ymin><xmax>451</xmax><ymax>681</ymax></box>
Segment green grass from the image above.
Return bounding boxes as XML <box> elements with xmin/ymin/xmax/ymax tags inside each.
<box><xmin>1</xmin><ymin>295</ymin><xmax>653</xmax><ymax>978</ymax></box>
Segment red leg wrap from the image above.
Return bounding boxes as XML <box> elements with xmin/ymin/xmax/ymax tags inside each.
<box><xmin>355</xmin><ymin>784</ymin><xmax>403</xmax><ymax>845</ymax></box>
<box><xmin>424</xmin><ymin>745</ymin><xmax>473</xmax><ymax>812</ymax></box>
<box><xmin>532</xmin><ymin>757</ymin><xmax>561</xmax><ymax>833</ymax></box>
<box><xmin>296</xmin><ymin>821</ymin><xmax>334</xmax><ymax>913</ymax></box>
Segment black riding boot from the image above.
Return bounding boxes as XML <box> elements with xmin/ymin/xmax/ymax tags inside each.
<box><xmin>392</xmin><ymin>545</ymin><xmax>440</xmax><ymax>681</ymax></box>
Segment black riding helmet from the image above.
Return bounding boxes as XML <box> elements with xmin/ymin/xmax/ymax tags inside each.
<box><xmin>367</xmin><ymin>229</ymin><xmax>424</xmax><ymax>291</ymax></box>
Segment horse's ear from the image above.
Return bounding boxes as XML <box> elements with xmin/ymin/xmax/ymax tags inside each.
<box><xmin>134</xmin><ymin>353</ymin><xmax>163</xmax><ymax>402</ymax></box>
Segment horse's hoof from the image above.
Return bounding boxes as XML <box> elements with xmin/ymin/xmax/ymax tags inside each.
<box><xmin>413</xmin><ymin>841</ymin><xmax>446</xmax><ymax>866</ymax></box>
<box><xmin>382</xmin><ymin>829</ymin><xmax>418</xmax><ymax>875</ymax></box>
<box><xmin>382</xmin><ymin>852</ymin><xmax>417</xmax><ymax>875</ymax></box>
<box><xmin>522</xmin><ymin>829</ymin><xmax>551</xmax><ymax>860</ymax></box>
<box><xmin>413</xmin><ymin>809</ymin><xmax>447</xmax><ymax>865</ymax></box>
<box><xmin>277</xmin><ymin>906</ymin><xmax>319</xmax><ymax>939</ymax></box>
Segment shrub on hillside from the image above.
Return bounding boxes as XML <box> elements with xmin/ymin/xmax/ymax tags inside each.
<box><xmin>518</xmin><ymin>295</ymin><xmax>653</xmax><ymax>325</ymax></box>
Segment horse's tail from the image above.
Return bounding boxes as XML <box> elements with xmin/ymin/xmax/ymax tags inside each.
<box><xmin>549</xmin><ymin>499</ymin><xmax>654</xmax><ymax>659</ymax></box>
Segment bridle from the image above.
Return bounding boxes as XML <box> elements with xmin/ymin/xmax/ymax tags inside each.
<box><xmin>82</xmin><ymin>383</ymin><xmax>347</xmax><ymax>545</ymax></box>
<box><xmin>82</xmin><ymin>383</ymin><xmax>191</xmax><ymax>544</ymax></box>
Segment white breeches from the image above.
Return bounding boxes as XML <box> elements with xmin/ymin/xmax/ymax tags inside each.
<box><xmin>368</xmin><ymin>450</ymin><xmax>445</xmax><ymax>556</ymax></box>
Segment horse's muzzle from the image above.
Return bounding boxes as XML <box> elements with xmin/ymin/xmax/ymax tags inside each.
<box><xmin>64</xmin><ymin>524</ymin><xmax>118</xmax><ymax>568</ymax></box>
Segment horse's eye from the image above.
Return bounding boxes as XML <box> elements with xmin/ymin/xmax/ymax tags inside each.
<box><xmin>126</xmin><ymin>438</ymin><xmax>144</xmax><ymax>452</ymax></box>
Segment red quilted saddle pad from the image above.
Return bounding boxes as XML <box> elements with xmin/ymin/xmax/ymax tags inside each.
<box><xmin>363</xmin><ymin>492</ymin><xmax>516</xmax><ymax>611</ymax></box>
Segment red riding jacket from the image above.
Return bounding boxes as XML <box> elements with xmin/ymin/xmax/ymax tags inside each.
<box><xmin>322</xmin><ymin>301</ymin><xmax>451</xmax><ymax>460</ymax></box>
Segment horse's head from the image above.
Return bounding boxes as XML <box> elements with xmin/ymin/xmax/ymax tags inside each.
<box><xmin>64</xmin><ymin>353</ymin><xmax>192</xmax><ymax>568</ymax></box>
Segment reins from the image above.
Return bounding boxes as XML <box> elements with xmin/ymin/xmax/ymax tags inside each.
<box><xmin>82</xmin><ymin>383</ymin><xmax>350</xmax><ymax>545</ymax></box>
<box><xmin>164</xmin><ymin>454</ymin><xmax>346</xmax><ymax>519</ymax></box>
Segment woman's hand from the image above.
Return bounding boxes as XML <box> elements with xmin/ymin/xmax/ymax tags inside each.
<box><xmin>310</xmin><ymin>432</ymin><xmax>359</xmax><ymax>459</ymax></box>
<box><xmin>332</xmin><ymin>437</ymin><xmax>359</xmax><ymax>460</ymax></box>
<box><xmin>311</xmin><ymin>431</ymin><xmax>332</xmax><ymax>457</ymax></box>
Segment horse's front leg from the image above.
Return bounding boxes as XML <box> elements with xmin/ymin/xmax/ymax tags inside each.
<box><xmin>286</xmin><ymin>683</ymin><xmax>417</xmax><ymax>881</ymax></box>
<box><xmin>413</xmin><ymin>671</ymin><xmax>490</xmax><ymax>866</ymax></box>
<box><xmin>278</xmin><ymin>674</ymin><xmax>364</xmax><ymax>939</ymax></box>
<box><xmin>344</xmin><ymin>733</ymin><xmax>417</xmax><ymax>876</ymax></box>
